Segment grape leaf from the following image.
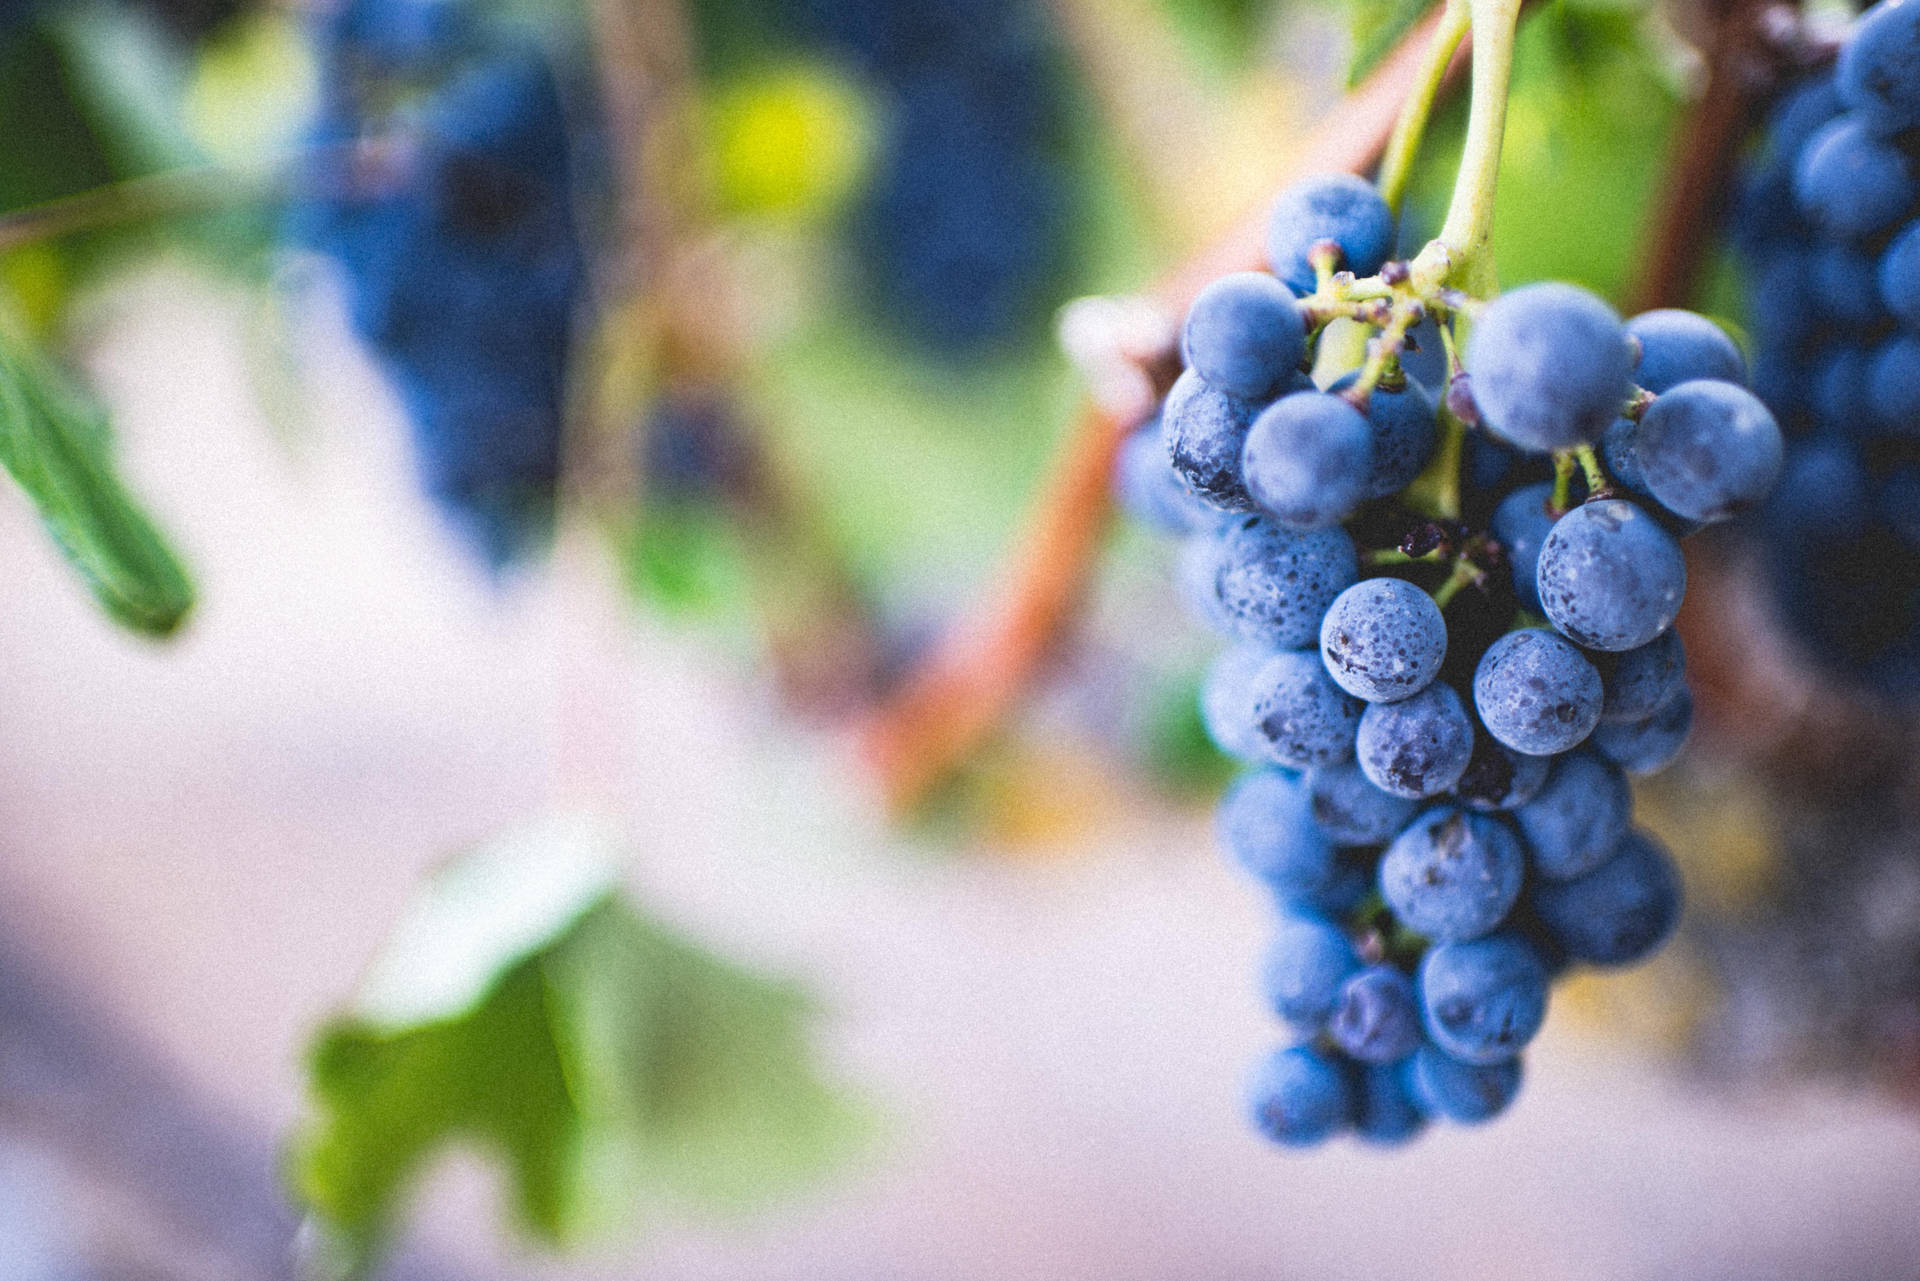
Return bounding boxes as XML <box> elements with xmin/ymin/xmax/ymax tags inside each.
<box><xmin>291</xmin><ymin>818</ymin><xmax>862</xmax><ymax>1278</ymax></box>
<box><xmin>1348</xmin><ymin>0</ymin><xmax>1438</xmax><ymax>86</ymax></box>
<box><xmin>0</xmin><ymin>325</ymin><xmax>194</xmax><ymax>636</ymax></box>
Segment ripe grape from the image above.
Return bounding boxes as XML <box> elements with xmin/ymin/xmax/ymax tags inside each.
<box><xmin>1471</xmin><ymin>628</ymin><xmax>1603</xmax><ymax>757</ymax></box>
<box><xmin>1248</xmin><ymin>649</ymin><xmax>1365</xmax><ymax>769</ymax></box>
<box><xmin>1625</xmin><ymin>309</ymin><xmax>1746</xmax><ymax>392</ymax></box>
<box><xmin>1597</xmin><ymin>629</ymin><xmax>1685</xmax><ymax>724</ymax></box>
<box><xmin>1264</xmin><ymin>173</ymin><xmax>1394</xmax><ymax>294</ymax></box>
<box><xmin>1328</xmin><ymin>966</ymin><xmax>1424</xmax><ymax>1063</ymax></box>
<box><xmin>1635</xmin><ymin>380</ymin><xmax>1785</xmax><ymax>523</ymax></box>
<box><xmin>1410</xmin><ymin>1044</ymin><xmax>1522</xmax><ymax>1123</ymax></box>
<box><xmin>1490</xmin><ymin>481</ymin><xmax>1555</xmax><ymax>612</ymax></box>
<box><xmin>1454</xmin><ymin>738</ymin><xmax>1551</xmax><ymax>813</ymax></box>
<box><xmin>1536</xmin><ymin>499</ymin><xmax>1686</xmax><ymax>652</ymax></box>
<box><xmin>1532</xmin><ymin>829</ymin><xmax>1683</xmax><ymax>966</ymax></box>
<box><xmin>1590</xmin><ymin>688</ymin><xmax>1693</xmax><ymax>775</ymax></box>
<box><xmin>1208</xmin><ymin>516</ymin><xmax>1359</xmax><ymax>649</ymax></box>
<box><xmin>1183</xmin><ymin>272</ymin><xmax>1308</xmax><ymax>400</ymax></box>
<box><xmin>1418</xmin><ymin>933</ymin><xmax>1551</xmax><ymax>1064</ymax></box>
<box><xmin>1319</xmin><ymin>576</ymin><xmax>1448</xmax><ymax>703</ymax></box>
<box><xmin>1247</xmin><ymin>1044</ymin><xmax>1350</xmax><ymax>1146</ymax></box>
<box><xmin>1217</xmin><ymin>769</ymin><xmax>1349</xmax><ymax>906</ymax></box>
<box><xmin>1379</xmin><ymin>807</ymin><xmax>1525</xmax><ymax>943</ymax></box>
<box><xmin>1351</xmin><ymin>1061</ymin><xmax>1427</xmax><ymax>1144</ymax></box>
<box><xmin>1838</xmin><ymin>0</ymin><xmax>1920</xmax><ymax>130</ymax></box>
<box><xmin>1330</xmin><ymin>370</ymin><xmax>1439</xmax><ymax>499</ymax></box>
<box><xmin>1464</xmin><ymin>283</ymin><xmax>1635</xmax><ymax>452</ymax></box>
<box><xmin>1161</xmin><ymin>370</ymin><xmax>1262</xmax><ymax>511</ymax></box>
<box><xmin>1793</xmin><ymin>116</ymin><xmax>1916</xmax><ymax>239</ymax></box>
<box><xmin>1241</xmin><ymin>392</ymin><xmax>1374</xmax><ymax>530</ymax></box>
<box><xmin>1355</xmin><ymin>683</ymin><xmax>1476</xmax><ymax>799</ymax></box>
<box><xmin>1305</xmin><ymin>760</ymin><xmax>1418</xmax><ymax>846</ymax></box>
<box><xmin>1514</xmin><ymin>750</ymin><xmax>1632</xmax><ymax>880</ymax></box>
<box><xmin>1259</xmin><ymin>913</ymin><xmax>1360</xmax><ymax>1031</ymax></box>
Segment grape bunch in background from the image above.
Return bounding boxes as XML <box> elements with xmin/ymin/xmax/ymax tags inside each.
<box><xmin>294</xmin><ymin>0</ymin><xmax>589</xmax><ymax>567</ymax></box>
<box><xmin>1733</xmin><ymin>0</ymin><xmax>1920</xmax><ymax>697</ymax></box>
<box><xmin>1117</xmin><ymin>172</ymin><xmax>1785</xmax><ymax>1144</ymax></box>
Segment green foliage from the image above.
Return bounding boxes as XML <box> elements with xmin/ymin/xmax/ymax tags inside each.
<box><xmin>291</xmin><ymin>818</ymin><xmax>861</xmax><ymax>1278</ymax></box>
<box><xmin>0</xmin><ymin>322</ymin><xmax>194</xmax><ymax>635</ymax></box>
<box><xmin>1346</xmin><ymin>0</ymin><xmax>1435</xmax><ymax>86</ymax></box>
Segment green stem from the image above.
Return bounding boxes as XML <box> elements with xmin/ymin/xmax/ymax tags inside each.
<box><xmin>1377</xmin><ymin>0</ymin><xmax>1472</xmax><ymax>213</ymax></box>
<box><xmin>1549</xmin><ymin>449</ymin><xmax>1576</xmax><ymax>515</ymax></box>
<box><xmin>1573</xmin><ymin>442</ymin><xmax>1609</xmax><ymax>495</ymax></box>
<box><xmin>1432</xmin><ymin>556</ymin><xmax>1481</xmax><ymax>608</ymax></box>
<box><xmin>1411</xmin><ymin>0</ymin><xmax>1525</xmax><ymax>296</ymax></box>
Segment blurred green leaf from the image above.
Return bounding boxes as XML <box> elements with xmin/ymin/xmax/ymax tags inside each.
<box><xmin>1347</xmin><ymin>0</ymin><xmax>1436</xmax><ymax>85</ymax></box>
<box><xmin>0</xmin><ymin>325</ymin><xmax>194</xmax><ymax>636</ymax></box>
<box><xmin>292</xmin><ymin>817</ymin><xmax>862</xmax><ymax>1277</ymax></box>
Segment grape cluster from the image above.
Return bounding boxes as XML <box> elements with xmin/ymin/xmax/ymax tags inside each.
<box><xmin>792</xmin><ymin>0</ymin><xmax>1076</xmax><ymax>354</ymax></box>
<box><xmin>1117</xmin><ymin>173</ymin><xmax>1785</xmax><ymax>1144</ymax></box>
<box><xmin>1733</xmin><ymin>0</ymin><xmax>1920</xmax><ymax>696</ymax></box>
<box><xmin>294</xmin><ymin>0</ymin><xmax>588</xmax><ymax>566</ymax></box>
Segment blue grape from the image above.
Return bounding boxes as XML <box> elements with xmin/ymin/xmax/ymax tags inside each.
<box><xmin>1866</xmin><ymin>336</ymin><xmax>1920</xmax><ymax>438</ymax></box>
<box><xmin>1454</xmin><ymin>737</ymin><xmax>1550</xmax><ymax>813</ymax></box>
<box><xmin>1176</xmin><ymin>533</ymin><xmax>1234</xmax><ymax>631</ymax></box>
<box><xmin>1625</xmin><ymin>309</ymin><xmax>1746</xmax><ymax>392</ymax></box>
<box><xmin>1793</xmin><ymin>116</ymin><xmax>1916</xmax><ymax>240</ymax></box>
<box><xmin>1464</xmin><ymin>283</ymin><xmax>1635</xmax><ymax>452</ymax></box>
<box><xmin>1183</xmin><ymin>271</ymin><xmax>1307</xmax><ymax>400</ymax></box>
<box><xmin>1264</xmin><ymin>173</ymin><xmax>1394</xmax><ymax>295</ymax></box>
<box><xmin>1161</xmin><ymin>369</ymin><xmax>1262</xmax><ymax>511</ymax></box>
<box><xmin>1590</xmin><ymin>687</ymin><xmax>1693</xmax><ymax>775</ymax></box>
<box><xmin>1514</xmin><ymin>750</ymin><xmax>1632</xmax><ymax>880</ymax></box>
<box><xmin>1531</xmin><ymin>828</ymin><xmax>1682</xmax><ymax>967</ymax></box>
<box><xmin>1809</xmin><ymin>244</ymin><xmax>1887</xmax><ymax>331</ymax></box>
<box><xmin>1208</xmin><ymin>516</ymin><xmax>1359</xmax><ymax>648</ymax></box>
<box><xmin>1241</xmin><ymin>392</ymin><xmax>1373</xmax><ymax>530</ymax></box>
<box><xmin>1600</xmin><ymin>417</ymin><xmax>1649</xmax><ymax>496</ymax></box>
<box><xmin>1199</xmin><ymin>643</ymin><xmax>1278</xmax><ymax>761</ymax></box>
<box><xmin>1747</xmin><ymin>250</ymin><xmax>1820</xmax><ymax>358</ymax></box>
<box><xmin>1305</xmin><ymin>760</ymin><xmax>1418</xmax><ymax>846</ymax></box>
<box><xmin>1472</xmin><ymin>628</ymin><xmax>1603</xmax><ymax>756</ymax></box>
<box><xmin>1768</xmin><ymin>72</ymin><xmax>1845</xmax><ymax>161</ymax></box>
<box><xmin>1878</xmin><ymin>220</ymin><xmax>1920</xmax><ymax>332</ymax></box>
<box><xmin>1636</xmin><ymin>380</ymin><xmax>1784</xmax><ymax>523</ymax></box>
<box><xmin>1355</xmin><ymin>683</ymin><xmax>1476</xmax><ymax>799</ymax></box>
<box><xmin>1329</xmin><ymin>965</ymin><xmax>1424</xmax><ymax>1063</ymax></box>
<box><xmin>1839</xmin><ymin>0</ymin><xmax>1920</xmax><ymax>131</ymax></box>
<box><xmin>1319</xmin><ymin>576</ymin><xmax>1447</xmax><ymax>703</ymax></box>
<box><xmin>1598</xmin><ymin>629</ymin><xmax>1686</xmax><ymax>724</ymax></box>
<box><xmin>1410</xmin><ymin>1043</ymin><xmax>1521</xmax><ymax>1123</ymax></box>
<box><xmin>1812</xmin><ymin>348</ymin><xmax>1873</xmax><ymax>433</ymax></box>
<box><xmin>1247</xmin><ymin>1044</ymin><xmax>1349</xmax><ymax>1146</ymax></box>
<box><xmin>1380</xmin><ymin>807</ymin><xmax>1525</xmax><ymax>942</ymax></box>
<box><xmin>1536</xmin><ymin>499</ymin><xmax>1687</xmax><ymax>652</ymax></box>
<box><xmin>323</xmin><ymin>0</ymin><xmax>473</xmax><ymax>70</ymax></box>
<box><xmin>1418</xmin><ymin>933</ymin><xmax>1550</xmax><ymax>1064</ymax></box>
<box><xmin>1330</xmin><ymin>371</ymin><xmax>1439</xmax><ymax>499</ymax></box>
<box><xmin>1217</xmin><ymin>769</ymin><xmax>1351</xmax><ymax>906</ymax></box>
<box><xmin>1351</xmin><ymin>1061</ymin><xmax>1427</xmax><ymax>1144</ymax></box>
<box><xmin>1491</xmin><ymin>481</ymin><xmax>1555</xmax><ymax>612</ymax></box>
<box><xmin>1248</xmin><ymin>649</ymin><xmax>1364</xmax><ymax>769</ymax></box>
<box><xmin>1258</xmin><ymin>912</ymin><xmax>1359</xmax><ymax>1031</ymax></box>
<box><xmin>1113</xmin><ymin>419</ymin><xmax>1219</xmax><ymax>534</ymax></box>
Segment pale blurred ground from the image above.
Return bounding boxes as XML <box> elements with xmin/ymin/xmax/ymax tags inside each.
<box><xmin>1</xmin><ymin>264</ymin><xmax>1919</xmax><ymax>1281</ymax></box>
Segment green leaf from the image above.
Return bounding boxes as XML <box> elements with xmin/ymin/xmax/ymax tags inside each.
<box><xmin>0</xmin><ymin>324</ymin><xmax>194</xmax><ymax>636</ymax></box>
<box><xmin>1347</xmin><ymin>0</ymin><xmax>1437</xmax><ymax>85</ymax></box>
<box><xmin>291</xmin><ymin>818</ymin><xmax>862</xmax><ymax>1277</ymax></box>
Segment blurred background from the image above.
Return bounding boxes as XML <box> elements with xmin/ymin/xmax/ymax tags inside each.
<box><xmin>1</xmin><ymin>0</ymin><xmax>1918</xmax><ymax>1277</ymax></box>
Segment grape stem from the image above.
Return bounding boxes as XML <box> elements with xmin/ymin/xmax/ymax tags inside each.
<box><xmin>1378</xmin><ymin>0</ymin><xmax>1473</xmax><ymax>213</ymax></box>
<box><xmin>1412</xmin><ymin>0</ymin><xmax>1526</xmax><ymax>297</ymax></box>
<box><xmin>1432</xmin><ymin>554</ymin><xmax>1484</xmax><ymax>608</ymax></box>
<box><xmin>1549</xmin><ymin>450</ymin><xmax>1577</xmax><ymax>516</ymax></box>
<box><xmin>1573</xmin><ymin>442</ymin><xmax>1610</xmax><ymax>496</ymax></box>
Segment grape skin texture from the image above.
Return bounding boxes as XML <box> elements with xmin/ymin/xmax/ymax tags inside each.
<box><xmin>1113</xmin><ymin>421</ymin><xmax>1218</xmax><ymax>535</ymax></box>
<box><xmin>1217</xmin><ymin>771</ymin><xmax>1354</xmax><ymax>909</ymax></box>
<box><xmin>1248</xmin><ymin>649</ymin><xmax>1365</xmax><ymax>769</ymax></box>
<box><xmin>1464</xmin><ymin>283</ymin><xmax>1635</xmax><ymax>452</ymax></box>
<box><xmin>1839</xmin><ymin>0</ymin><xmax>1920</xmax><ymax>131</ymax></box>
<box><xmin>1793</xmin><ymin>116</ymin><xmax>1916</xmax><ymax>240</ymax></box>
<box><xmin>1536</xmin><ymin>500</ymin><xmax>1687</xmax><ymax>652</ymax></box>
<box><xmin>1355</xmin><ymin>683</ymin><xmax>1476</xmax><ymax>799</ymax></box>
<box><xmin>1515</xmin><ymin>750</ymin><xmax>1632</xmax><ymax>881</ymax></box>
<box><xmin>1259</xmin><ymin>914</ymin><xmax>1359</xmax><ymax>1030</ymax></box>
<box><xmin>1305</xmin><ymin>760</ymin><xmax>1418</xmax><ymax>846</ymax></box>
<box><xmin>1418</xmin><ymin>934</ymin><xmax>1550</xmax><ymax>1064</ymax></box>
<box><xmin>1199</xmin><ymin>644</ymin><xmax>1278</xmax><ymax>761</ymax></box>
<box><xmin>1379</xmin><ymin>807</ymin><xmax>1525</xmax><ymax>943</ymax></box>
<box><xmin>1491</xmin><ymin>482</ymin><xmax>1555</xmax><ymax>613</ymax></box>
<box><xmin>1242</xmin><ymin>392</ymin><xmax>1373</xmax><ymax>530</ymax></box>
<box><xmin>1591</xmin><ymin>688</ymin><xmax>1693</xmax><ymax>775</ymax></box>
<box><xmin>1625</xmin><ymin>310</ymin><xmax>1746</xmax><ymax>393</ymax></box>
<box><xmin>1455</xmin><ymin>738</ymin><xmax>1551</xmax><ymax>813</ymax></box>
<box><xmin>1183</xmin><ymin>272</ymin><xmax>1307</xmax><ymax>400</ymax></box>
<box><xmin>1161</xmin><ymin>369</ymin><xmax>1262</xmax><ymax>511</ymax></box>
<box><xmin>1331</xmin><ymin>371</ymin><xmax>1439</xmax><ymax>499</ymax></box>
<box><xmin>1329</xmin><ymin>965</ymin><xmax>1424</xmax><ymax>1063</ymax></box>
<box><xmin>1532</xmin><ymin>829</ymin><xmax>1683</xmax><ymax>966</ymax></box>
<box><xmin>1247</xmin><ymin>1044</ymin><xmax>1351</xmax><ymax>1146</ymax></box>
<box><xmin>1599</xmin><ymin>630</ymin><xmax>1686</xmax><ymax>724</ymax></box>
<box><xmin>1411</xmin><ymin>1044</ymin><xmax>1521</xmax><ymax>1123</ymax></box>
<box><xmin>1264</xmin><ymin>173</ymin><xmax>1394</xmax><ymax>295</ymax></box>
<box><xmin>1319</xmin><ymin>577</ymin><xmax>1447</xmax><ymax>703</ymax></box>
<box><xmin>1471</xmin><ymin>628</ymin><xmax>1604</xmax><ymax>757</ymax></box>
<box><xmin>1209</xmin><ymin>517</ymin><xmax>1359</xmax><ymax>649</ymax></box>
<box><xmin>1636</xmin><ymin>380</ymin><xmax>1785</xmax><ymax>523</ymax></box>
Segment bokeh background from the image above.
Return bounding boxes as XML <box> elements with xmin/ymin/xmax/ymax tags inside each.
<box><xmin>1</xmin><ymin>0</ymin><xmax>1918</xmax><ymax>1277</ymax></box>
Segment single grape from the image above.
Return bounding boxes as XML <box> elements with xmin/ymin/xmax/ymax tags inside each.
<box><xmin>1247</xmin><ymin>1043</ymin><xmax>1350</xmax><ymax>1146</ymax></box>
<box><xmin>1454</xmin><ymin>737</ymin><xmax>1550</xmax><ymax>812</ymax></box>
<box><xmin>1514</xmin><ymin>750</ymin><xmax>1632</xmax><ymax>880</ymax></box>
<box><xmin>1598</xmin><ymin>629</ymin><xmax>1686</xmax><ymax>724</ymax></box>
<box><xmin>1839</xmin><ymin>0</ymin><xmax>1920</xmax><ymax>131</ymax></box>
<box><xmin>1866</xmin><ymin>336</ymin><xmax>1920</xmax><ymax>438</ymax></box>
<box><xmin>1379</xmin><ymin>806</ymin><xmax>1525</xmax><ymax>942</ymax></box>
<box><xmin>1536</xmin><ymin>499</ymin><xmax>1687</xmax><ymax>652</ymax></box>
<box><xmin>1264</xmin><ymin>173</ymin><xmax>1394</xmax><ymax>295</ymax></box>
<box><xmin>1217</xmin><ymin>769</ymin><xmax>1351</xmax><ymax>905</ymax></box>
<box><xmin>1248</xmin><ymin>649</ymin><xmax>1365</xmax><ymax>769</ymax></box>
<box><xmin>1491</xmin><ymin>482</ymin><xmax>1556</xmax><ymax>613</ymax></box>
<box><xmin>1305</xmin><ymin>760</ymin><xmax>1418</xmax><ymax>845</ymax></box>
<box><xmin>1418</xmin><ymin>933</ymin><xmax>1550</xmax><ymax>1064</ymax></box>
<box><xmin>1330</xmin><ymin>371</ymin><xmax>1439</xmax><ymax>499</ymax></box>
<box><xmin>1472</xmin><ymin>628</ymin><xmax>1604</xmax><ymax>756</ymax></box>
<box><xmin>1319</xmin><ymin>576</ymin><xmax>1448</xmax><ymax>703</ymax></box>
<box><xmin>1793</xmin><ymin>116</ymin><xmax>1916</xmax><ymax>240</ymax></box>
<box><xmin>1258</xmin><ymin>912</ymin><xmax>1360</xmax><ymax>1031</ymax></box>
<box><xmin>1878</xmin><ymin>220</ymin><xmax>1920</xmax><ymax>332</ymax></box>
<box><xmin>1355</xmin><ymin>683</ymin><xmax>1476</xmax><ymax>799</ymax></box>
<box><xmin>1199</xmin><ymin>643</ymin><xmax>1279</xmax><ymax>761</ymax></box>
<box><xmin>1182</xmin><ymin>271</ymin><xmax>1308</xmax><ymax>400</ymax></box>
<box><xmin>1208</xmin><ymin>516</ymin><xmax>1360</xmax><ymax>648</ymax></box>
<box><xmin>1636</xmin><ymin>380</ymin><xmax>1785</xmax><ymax>523</ymax></box>
<box><xmin>1809</xmin><ymin>244</ymin><xmax>1887</xmax><ymax>331</ymax></box>
<box><xmin>1532</xmin><ymin>828</ymin><xmax>1682</xmax><ymax>967</ymax></box>
<box><xmin>1351</xmin><ymin>1061</ymin><xmax>1427</xmax><ymax>1145</ymax></box>
<box><xmin>1410</xmin><ymin>1043</ymin><xmax>1521</xmax><ymax>1123</ymax></box>
<box><xmin>1161</xmin><ymin>369</ymin><xmax>1262</xmax><ymax>511</ymax></box>
<box><xmin>1113</xmin><ymin>420</ymin><xmax>1220</xmax><ymax>534</ymax></box>
<box><xmin>1464</xmin><ymin>283</ymin><xmax>1635</xmax><ymax>452</ymax></box>
<box><xmin>1625</xmin><ymin>309</ymin><xmax>1746</xmax><ymax>392</ymax></box>
<box><xmin>1590</xmin><ymin>687</ymin><xmax>1693</xmax><ymax>775</ymax></box>
<box><xmin>1329</xmin><ymin>965</ymin><xmax>1424</xmax><ymax>1063</ymax></box>
<box><xmin>1241</xmin><ymin>392</ymin><xmax>1373</xmax><ymax>530</ymax></box>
